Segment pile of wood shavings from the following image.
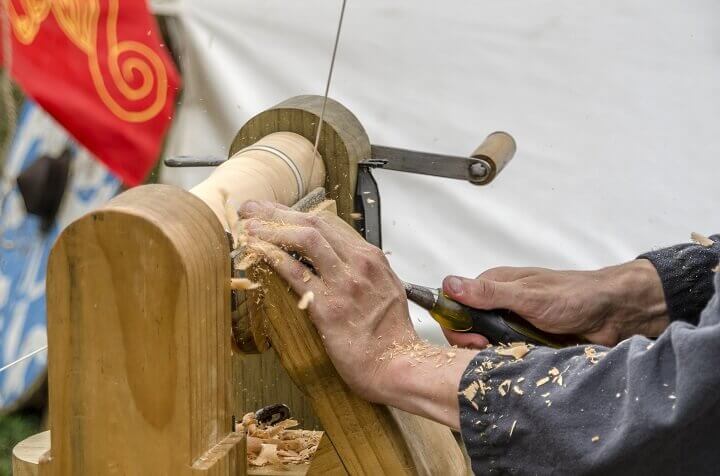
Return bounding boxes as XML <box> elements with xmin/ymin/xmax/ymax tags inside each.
<box><xmin>236</xmin><ymin>412</ymin><xmax>321</xmax><ymax>467</ymax></box>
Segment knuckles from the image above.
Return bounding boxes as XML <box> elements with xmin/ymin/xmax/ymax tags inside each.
<box><xmin>298</xmin><ymin>227</ymin><xmax>323</xmax><ymax>250</ymax></box>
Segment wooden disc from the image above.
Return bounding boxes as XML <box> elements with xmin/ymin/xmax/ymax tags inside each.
<box><xmin>229</xmin><ymin>95</ymin><xmax>370</xmax><ymax>223</ymax></box>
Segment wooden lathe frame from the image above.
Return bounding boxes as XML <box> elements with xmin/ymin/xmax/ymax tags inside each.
<box><xmin>13</xmin><ymin>96</ymin><xmax>468</xmax><ymax>475</ymax></box>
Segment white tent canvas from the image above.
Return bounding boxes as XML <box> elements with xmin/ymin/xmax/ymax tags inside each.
<box><xmin>157</xmin><ymin>0</ymin><xmax>720</xmax><ymax>342</ymax></box>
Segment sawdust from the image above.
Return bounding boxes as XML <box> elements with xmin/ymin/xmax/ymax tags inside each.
<box><xmin>512</xmin><ymin>385</ymin><xmax>524</xmax><ymax>396</ymax></box>
<box><xmin>584</xmin><ymin>346</ymin><xmax>607</xmax><ymax>364</ymax></box>
<box><xmin>350</xmin><ymin>212</ymin><xmax>363</xmax><ymax>220</ymax></box>
<box><xmin>297</xmin><ymin>291</ymin><xmax>314</xmax><ymax>310</ymax></box>
<box><xmin>536</xmin><ymin>377</ymin><xmax>550</xmax><ymax>387</ymax></box>
<box><xmin>494</xmin><ymin>342</ymin><xmax>531</xmax><ymax>360</ymax></box>
<box><xmin>379</xmin><ymin>340</ymin><xmax>449</xmax><ymax>366</ymax></box>
<box><xmin>231</xmin><ymin>278</ymin><xmax>260</xmax><ymax>290</ymax></box>
<box><xmin>591</xmin><ymin>436</ymin><xmax>600</xmax><ymax>443</ymax></box>
<box><xmin>237</xmin><ymin>412</ymin><xmax>321</xmax><ymax>467</ymax></box>
<box><xmin>509</xmin><ymin>420</ymin><xmax>517</xmax><ymax>438</ymax></box>
<box><xmin>691</xmin><ymin>232</ymin><xmax>714</xmax><ymax>247</ymax></box>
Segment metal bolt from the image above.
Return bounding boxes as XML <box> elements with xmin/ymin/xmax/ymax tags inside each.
<box><xmin>469</xmin><ymin>160</ymin><xmax>491</xmax><ymax>183</ymax></box>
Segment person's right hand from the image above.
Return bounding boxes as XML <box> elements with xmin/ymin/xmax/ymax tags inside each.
<box><xmin>441</xmin><ymin>260</ymin><xmax>669</xmax><ymax>348</ymax></box>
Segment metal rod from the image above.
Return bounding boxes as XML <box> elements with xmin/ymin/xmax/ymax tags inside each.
<box><xmin>0</xmin><ymin>345</ymin><xmax>48</xmax><ymax>373</ymax></box>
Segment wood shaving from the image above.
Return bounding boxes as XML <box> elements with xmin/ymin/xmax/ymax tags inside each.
<box><xmin>498</xmin><ymin>379</ymin><xmax>512</xmax><ymax>396</ymax></box>
<box><xmin>297</xmin><ymin>291</ymin><xmax>314</xmax><ymax>310</ymax></box>
<box><xmin>690</xmin><ymin>232</ymin><xmax>714</xmax><ymax>247</ymax></box>
<box><xmin>584</xmin><ymin>346</ymin><xmax>607</xmax><ymax>364</ymax></box>
<box><xmin>509</xmin><ymin>420</ymin><xmax>517</xmax><ymax>438</ymax></box>
<box><xmin>495</xmin><ymin>342</ymin><xmax>530</xmax><ymax>360</ymax></box>
<box><xmin>541</xmin><ymin>392</ymin><xmax>550</xmax><ymax>398</ymax></box>
<box><xmin>512</xmin><ymin>385</ymin><xmax>524</xmax><ymax>395</ymax></box>
<box><xmin>516</xmin><ymin>377</ymin><xmax>525</xmax><ymax>383</ymax></box>
<box><xmin>460</xmin><ymin>381</ymin><xmax>480</xmax><ymax>403</ymax></box>
<box><xmin>350</xmin><ymin>212</ymin><xmax>363</xmax><ymax>220</ymax></box>
<box><xmin>591</xmin><ymin>436</ymin><xmax>600</xmax><ymax>443</ymax></box>
<box><xmin>536</xmin><ymin>377</ymin><xmax>550</xmax><ymax>387</ymax></box>
<box><xmin>548</xmin><ymin>367</ymin><xmax>560</xmax><ymax>377</ymax></box>
<box><xmin>237</xmin><ymin>412</ymin><xmax>321</xmax><ymax>467</ymax></box>
<box><xmin>302</xmin><ymin>269</ymin><xmax>312</xmax><ymax>283</ymax></box>
<box><xmin>254</xmin><ymin>444</ymin><xmax>281</xmax><ymax>466</ymax></box>
<box><xmin>231</xmin><ymin>278</ymin><xmax>260</xmax><ymax>290</ymax></box>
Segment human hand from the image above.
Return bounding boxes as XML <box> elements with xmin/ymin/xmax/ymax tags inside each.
<box><xmin>238</xmin><ymin>200</ymin><xmax>418</xmax><ymax>403</ymax></box>
<box><xmin>442</xmin><ymin>261</ymin><xmax>669</xmax><ymax>348</ymax></box>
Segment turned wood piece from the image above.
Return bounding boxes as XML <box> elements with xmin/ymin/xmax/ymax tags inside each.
<box><xmin>192</xmin><ymin>131</ymin><xmax>325</xmax><ymax>230</ymax></box>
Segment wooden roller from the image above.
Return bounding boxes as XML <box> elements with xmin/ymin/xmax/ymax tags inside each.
<box><xmin>470</xmin><ymin>131</ymin><xmax>516</xmax><ymax>185</ymax></box>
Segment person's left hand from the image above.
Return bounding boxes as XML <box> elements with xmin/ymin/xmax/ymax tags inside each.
<box><xmin>239</xmin><ymin>200</ymin><xmax>418</xmax><ymax>403</ymax></box>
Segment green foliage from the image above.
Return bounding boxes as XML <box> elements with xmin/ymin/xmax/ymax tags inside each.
<box><xmin>0</xmin><ymin>410</ymin><xmax>42</xmax><ymax>475</ymax></box>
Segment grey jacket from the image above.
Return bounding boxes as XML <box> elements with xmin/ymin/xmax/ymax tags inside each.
<box><xmin>459</xmin><ymin>235</ymin><xmax>720</xmax><ymax>475</ymax></box>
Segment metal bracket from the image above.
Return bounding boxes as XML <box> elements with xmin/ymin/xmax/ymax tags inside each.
<box><xmin>362</xmin><ymin>145</ymin><xmax>491</xmax><ymax>184</ymax></box>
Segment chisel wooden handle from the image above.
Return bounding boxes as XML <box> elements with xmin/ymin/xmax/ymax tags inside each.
<box><xmin>470</xmin><ymin>131</ymin><xmax>516</xmax><ymax>184</ymax></box>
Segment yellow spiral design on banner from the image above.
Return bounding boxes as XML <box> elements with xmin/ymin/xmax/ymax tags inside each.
<box><xmin>8</xmin><ymin>0</ymin><xmax>169</xmax><ymax>123</ymax></box>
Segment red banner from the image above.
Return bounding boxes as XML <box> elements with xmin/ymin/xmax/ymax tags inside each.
<box><xmin>3</xmin><ymin>0</ymin><xmax>181</xmax><ymax>185</ymax></box>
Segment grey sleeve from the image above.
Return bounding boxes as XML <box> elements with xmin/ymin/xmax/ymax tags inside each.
<box><xmin>458</xmin><ymin>274</ymin><xmax>720</xmax><ymax>475</ymax></box>
<box><xmin>638</xmin><ymin>234</ymin><xmax>720</xmax><ymax>325</ymax></box>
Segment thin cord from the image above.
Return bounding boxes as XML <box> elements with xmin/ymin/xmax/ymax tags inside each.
<box><xmin>310</xmin><ymin>0</ymin><xmax>348</xmax><ymax>180</ymax></box>
<box><xmin>0</xmin><ymin>345</ymin><xmax>47</xmax><ymax>374</ymax></box>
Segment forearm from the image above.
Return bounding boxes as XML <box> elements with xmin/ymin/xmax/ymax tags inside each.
<box><xmin>376</xmin><ymin>345</ymin><xmax>477</xmax><ymax>430</ymax></box>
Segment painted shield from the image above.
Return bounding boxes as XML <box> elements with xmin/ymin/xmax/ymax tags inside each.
<box><xmin>0</xmin><ymin>101</ymin><xmax>120</xmax><ymax>413</ymax></box>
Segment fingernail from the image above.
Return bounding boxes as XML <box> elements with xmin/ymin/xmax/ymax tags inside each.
<box><xmin>444</xmin><ymin>276</ymin><xmax>464</xmax><ymax>295</ymax></box>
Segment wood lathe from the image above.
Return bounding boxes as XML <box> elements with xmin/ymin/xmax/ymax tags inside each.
<box><xmin>12</xmin><ymin>95</ymin><xmax>514</xmax><ymax>475</ymax></box>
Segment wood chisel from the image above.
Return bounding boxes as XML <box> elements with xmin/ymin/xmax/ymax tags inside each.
<box><xmin>403</xmin><ymin>281</ymin><xmax>581</xmax><ymax>348</ymax></box>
